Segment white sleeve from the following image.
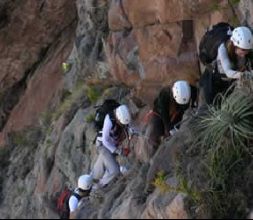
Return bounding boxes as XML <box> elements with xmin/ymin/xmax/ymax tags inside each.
<box><xmin>69</xmin><ymin>196</ymin><xmax>79</xmax><ymax>213</ymax></box>
<box><xmin>102</xmin><ymin>114</ymin><xmax>117</xmax><ymax>153</ymax></box>
<box><xmin>217</xmin><ymin>43</ymin><xmax>242</xmax><ymax>79</ymax></box>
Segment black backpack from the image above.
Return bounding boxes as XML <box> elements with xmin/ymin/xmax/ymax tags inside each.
<box><xmin>199</xmin><ymin>22</ymin><xmax>234</xmax><ymax>65</ymax></box>
<box><xmin>94</xmin><ymin>99</ymin><xmax>120</xmax><ymax>132</ymax></box>
<box><xmin>57</xmin><ymin>188</ymin><xmax>82</xmax><ymax>219</ymax></box>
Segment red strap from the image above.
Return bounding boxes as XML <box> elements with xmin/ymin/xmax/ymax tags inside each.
<box><xmin>143</xmin><ymin>110</ymin><xmax>161</xmax><ymax>124</ymax></box>
<box><xmin>57</xmin><ymin>189</ymin><xmax>70</xmax><ymax>210</ymax></box>
<box><xmin>170</xmin><ymin>111</ymin><xmax>179</xmax><ymax>123</ymax></box>
<box><xmin>123</xmin><ymin>147</ymin><xmax>130</xmax><ymax>157</ymax></box>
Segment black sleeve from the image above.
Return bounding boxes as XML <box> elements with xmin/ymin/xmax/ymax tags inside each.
<box><xmin>153</xmin><ymin>87</ymin><xmax>172</xmax><ymax>132</ymax></box>
<box><xmin>246</xmin><ymin>52</ymin><xmax>253</xmax><ymax>69</ymax></box>
<box><xmin>190</xmin><ymin>85</ymin><xmax>198</xmax><ymax>108</ymax></box>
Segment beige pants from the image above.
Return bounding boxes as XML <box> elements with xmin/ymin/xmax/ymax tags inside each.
<box><xmin>92</xmin><ymin>145</ymin><xmax>120</xmax><ymax>187</ymax></box>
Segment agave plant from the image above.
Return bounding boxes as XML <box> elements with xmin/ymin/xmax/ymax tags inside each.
<box><xmin>192</xmin><ymin>89</ymin><xmax>253</xmax><ymax>190</ymax></box>
<box><xmin>186</xmin><ymin>89</ymin><xmax>253</xmax><ymax>218</ymax></box>
<box><xmin>194</xmin><ymin>89</ymin><xmax>253</xmax><ymax>153</ymax></box>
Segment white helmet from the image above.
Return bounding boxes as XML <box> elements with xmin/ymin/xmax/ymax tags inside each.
<box><xmin>78</xmin><ymin>175</ymin><xmax>93</xmax><ymax>191</ymax></box>
<box><xmin>231</xmin><ymin>26</ymin><xmax>253</xmax><ymax>50</ymax></box>
<box><xmin>172</xmin><ymin>80</ymin><xmax>191</xmax><ymax>105</ymax></box>
<box><xmin>115</xmin><ymin>105</ymin><xmax>131</xmax><ymax>125</ymax></box>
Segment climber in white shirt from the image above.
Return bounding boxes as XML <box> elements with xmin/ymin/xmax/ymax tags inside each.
<box><xmin>92</xmin><ymin>105</ymin><xmax>131</xmax><ymax>188</ymax></box>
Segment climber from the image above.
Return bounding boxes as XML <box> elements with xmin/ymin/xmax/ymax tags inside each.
<box><xmin>144</xmin><ymin>80</ymin><xmax>197</xmax><ymax>158</ymax></box>
<box><xmin>68</xmin><ymin>174</ymin><xmax>93</xmax><ymax>219</ymax></box>
<box><xmin>91</xmin><ymin>104</ymin><xmax>132</xmax><ymax>189</ymax></box>
<box><xmin>200</xmin><ymin>26</ymin><xmax>253</xmax><ymax>105</ymax></box>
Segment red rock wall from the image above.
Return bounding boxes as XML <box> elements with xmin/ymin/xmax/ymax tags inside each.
<box><xmin>0</xmin><ymin>0</ymin><xmax>241</xmax><ymax>145</ymax></box>
<box><xmin>0</xmin><ymin>0</ymin><xmax>76</xmax><ymax>145</ymax></box>
<box><xmin>106</xmin><ymin>0</ymin><xmax>235</xmax><ymax>104</ymax></box>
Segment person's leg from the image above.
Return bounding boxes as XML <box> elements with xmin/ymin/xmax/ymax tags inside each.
<box><xmin>198</xmin><ymin>86</ymin><xmax>207</xmax><ymax>107</ymax></box>
<box><xmin>145</xmin><ymin>114</ymin><xmax>164</xmax><ymax>158</ymax></box>
<box><xmin>92</xmin><ymin>147</ymin><xmax>106</xmax><ymax>183</ymax></box>
<box><xmin>212</xmin><ymin>75</ymin><xmax>234</xmax><ymax>106</ymax></box>
<box><xmin>97</xmin><ymin>147</ymin><xmax>120</xmax><ymax>187</ymax></box>
<box><xmin>199</xmin><ymin>68</ymin><xmax>214</xmax><ymax>105</ymax></box>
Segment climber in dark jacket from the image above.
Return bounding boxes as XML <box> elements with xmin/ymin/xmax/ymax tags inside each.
<box><xmin>144</xmin><ymin>80</ymin><xmax>197</xmax><ymax>157</ymax></box>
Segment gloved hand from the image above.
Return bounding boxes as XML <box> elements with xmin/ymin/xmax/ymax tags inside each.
<box><xmin>169</xmin><ymin>128</ymin><xmax>178</xmax><ymax>136</ymax></box>
<box><xmin>128</xmin><ymin>127</ymin><xmax>140</xmax><ymax>139</ymax></box>
<box><xmin>113</xmin><ymin>148</ymin><xmax>130</xmax><ymax>157</ymax></box>
<box><xmin>122</xmin><ymin>147</ymin><xmax>130</xmax><ymax>157</ymax></box>
<box><xmin>113</xmin><ymin>148</ymin><xmax>122</xmax><ymax>157</ymax></box>
<box><xmin>242</xmin><ymin>71</ymin><xmax>253</xmax><ymax>80</ymax></box>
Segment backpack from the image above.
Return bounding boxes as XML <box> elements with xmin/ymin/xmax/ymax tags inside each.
<box><xmin>199</xmin><ymin>22</ymin><xmax>234</xmax><ymax>65</ymax></box>
<box><xmin>57</xmin><ymin>187</ymin><xmax>81</xmax><ymax>219</ymax></box>
<box><xmin>94</xmin><ymin>99</ymin><xmax>120</xmax><ymax>132</ymax></box>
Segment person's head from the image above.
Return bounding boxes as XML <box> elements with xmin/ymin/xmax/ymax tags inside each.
<box><xmin>78</xmin><ymin>174</ymin><xmax>93</xmax><ymax>192</ymax></box>
<box><xmin>230</xmin><ymin>26</ymin><xmax>253</xmax><ymax>58</ymax></box>
<box><xmin>115</xmin><ymin>105</ymin><xmax>131</xmax><ymax>125</ymax></box>
<box><xmin>172</xmin><ymin>80</ymin><xmax>191</xmax><ymax>110</ymax></box>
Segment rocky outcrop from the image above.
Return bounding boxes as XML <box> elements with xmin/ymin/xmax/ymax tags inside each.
<box><xmin>105</xmin><ymin>0</ymin><xmax>241</xmax><ymax>105</ymax></box>
<box><xmin>0</xmin><ymin>0</ymin><xmax>248</xmax><ymax>143</ymax></box>
<box><xmin>64</xmin><ymin>0</ymin><xmax>110</xmax><ymax>92</ymax></box>
<box><xmin>0</xmin><ymin>0</ymin><xmax>77</xmax><ymax>145</ymax></box>
<box><xmin>142</xmin><ymin>192</ymin><xmax>190</xmax><ymax>219</ymax></box>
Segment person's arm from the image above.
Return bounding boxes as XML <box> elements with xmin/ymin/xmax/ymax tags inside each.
<box><xmin>154</xmin><ymin>87</ymin><xmax>172</xmax><ymax>134</ymax></box>
<box><xmin>69</xmin><ymin>196</ymin><xmax>79</xmax><ymax>219</ymax></box>
<box><xmin>102</xmin><ymin>114</ymin><xmax>117</xmax><ymax>153</ymax></box>
<box><xmin>69</xmin><ymin>211</ymin><xmax>77</xmax><ymax>219</ymax></box>
<box><xmin>217</xmin><ymin>43</ymin><xmax>242</xmax><ymax>79</ymax></box>
<box><xmin>190</xmin><ymin>85</ymin><xmax>198</xmax><ymax>108</ymax></box>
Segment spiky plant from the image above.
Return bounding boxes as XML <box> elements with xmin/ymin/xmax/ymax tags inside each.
<box><xmin>183</xmin><ymin>89</ymin><xmax>253</xmax><ymax>218</ymax></box>
<box><xmin>194</xmin><ymin>89</ymin><xmax>253</xmax><ymax>152</ymax></box>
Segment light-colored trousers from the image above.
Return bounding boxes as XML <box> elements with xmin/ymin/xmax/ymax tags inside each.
<box><xmin>92</xmin><ymin>145</ymin><xmax>120</xmax><ymax>187</ymax></box>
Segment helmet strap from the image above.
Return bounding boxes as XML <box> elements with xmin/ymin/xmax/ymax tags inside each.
<box><xmin>78</xmin><ymin>188</ymin><xmax>91</xmax><ymax>196</ymax></box>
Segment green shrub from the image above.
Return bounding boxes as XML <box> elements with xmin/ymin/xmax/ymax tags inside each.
<box><xmin>86</xmin><ymin>86</ymin><xmax>101</xmax><ymax>103</ymax></box>
<box><xmin>86</xmin><ymin>113</ymin><xmax>95</xmax><ymax>123</ymax></box>
<box><xmin>153</xmin><ymin>171</ymin><xmax>200</xmax><ymax>202</ymax></box>
<box><xmin>9</xmin><ymin>127</ymin><xmax>42</xmax><ymax>149</ymax></box>
<box><xmin>62</xmin><ymin>62</ymin><xmax>72</xmax><ymax>73</ymax></box>
<box><xmin>53</xmin><ymin>85</ymin><xmax>85</xmax><ymax>120</ymax></box>
<box><xmin>40</xmin><ymin>111</ymin><xmax>53</xmax><ymax>134</ymax></box>
<box><xmin>209</xmin><ymin>3</ymin><xmax>221</xmax><ymax>11</ymax></box>
<box><xmin>194</xmin><ymin>90</ymin><xmax>253</xmax><ymax>151</ymax></box>
<box><xmin>180</xmin><ymin>89</ymin><xmax>253</xmax><ymax>218</ymax></box>
<box><xmin>229</xmin><ymin>0</ymin><xmax>240</xmax><ymax>5</ymax></box>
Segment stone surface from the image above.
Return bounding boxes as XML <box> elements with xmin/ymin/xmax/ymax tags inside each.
<box><xmin>106</xmin><ymin>20</ymin><xmax>200</xmax><ymax>104</ymax></box>
<box><xmin>0</xmin><ymin>0</ymin><xmax>253</xmax><ymax>219</ymax></box>
<box><xmin>0</xmin><ymin>0</ymin><xmax>76</xmax><ymax>145</ymax></box>
<box><xmin>108</xmin><ymin>0</ymin><xmax>226</xmax><ymax>30</ymax></box>
<box><xmin>142</xmin><ymin>192</ymin><xmax>190</xmax><ymax>219</ymax></box>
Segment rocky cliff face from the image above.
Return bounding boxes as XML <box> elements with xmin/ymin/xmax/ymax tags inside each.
<box><xmin>106</xmin><ymin>0</ymin><xmax>236</xmax><ymax>104</ymax></box>
<box><xmin>0</xmin><ymin>0</ymin><xmax>77</xmax><ymax>146</ymax></box>
<box><xmin>0</xmin><ymin>0</ymin><xmax>253</xmax><ymax>219</ymax></box>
